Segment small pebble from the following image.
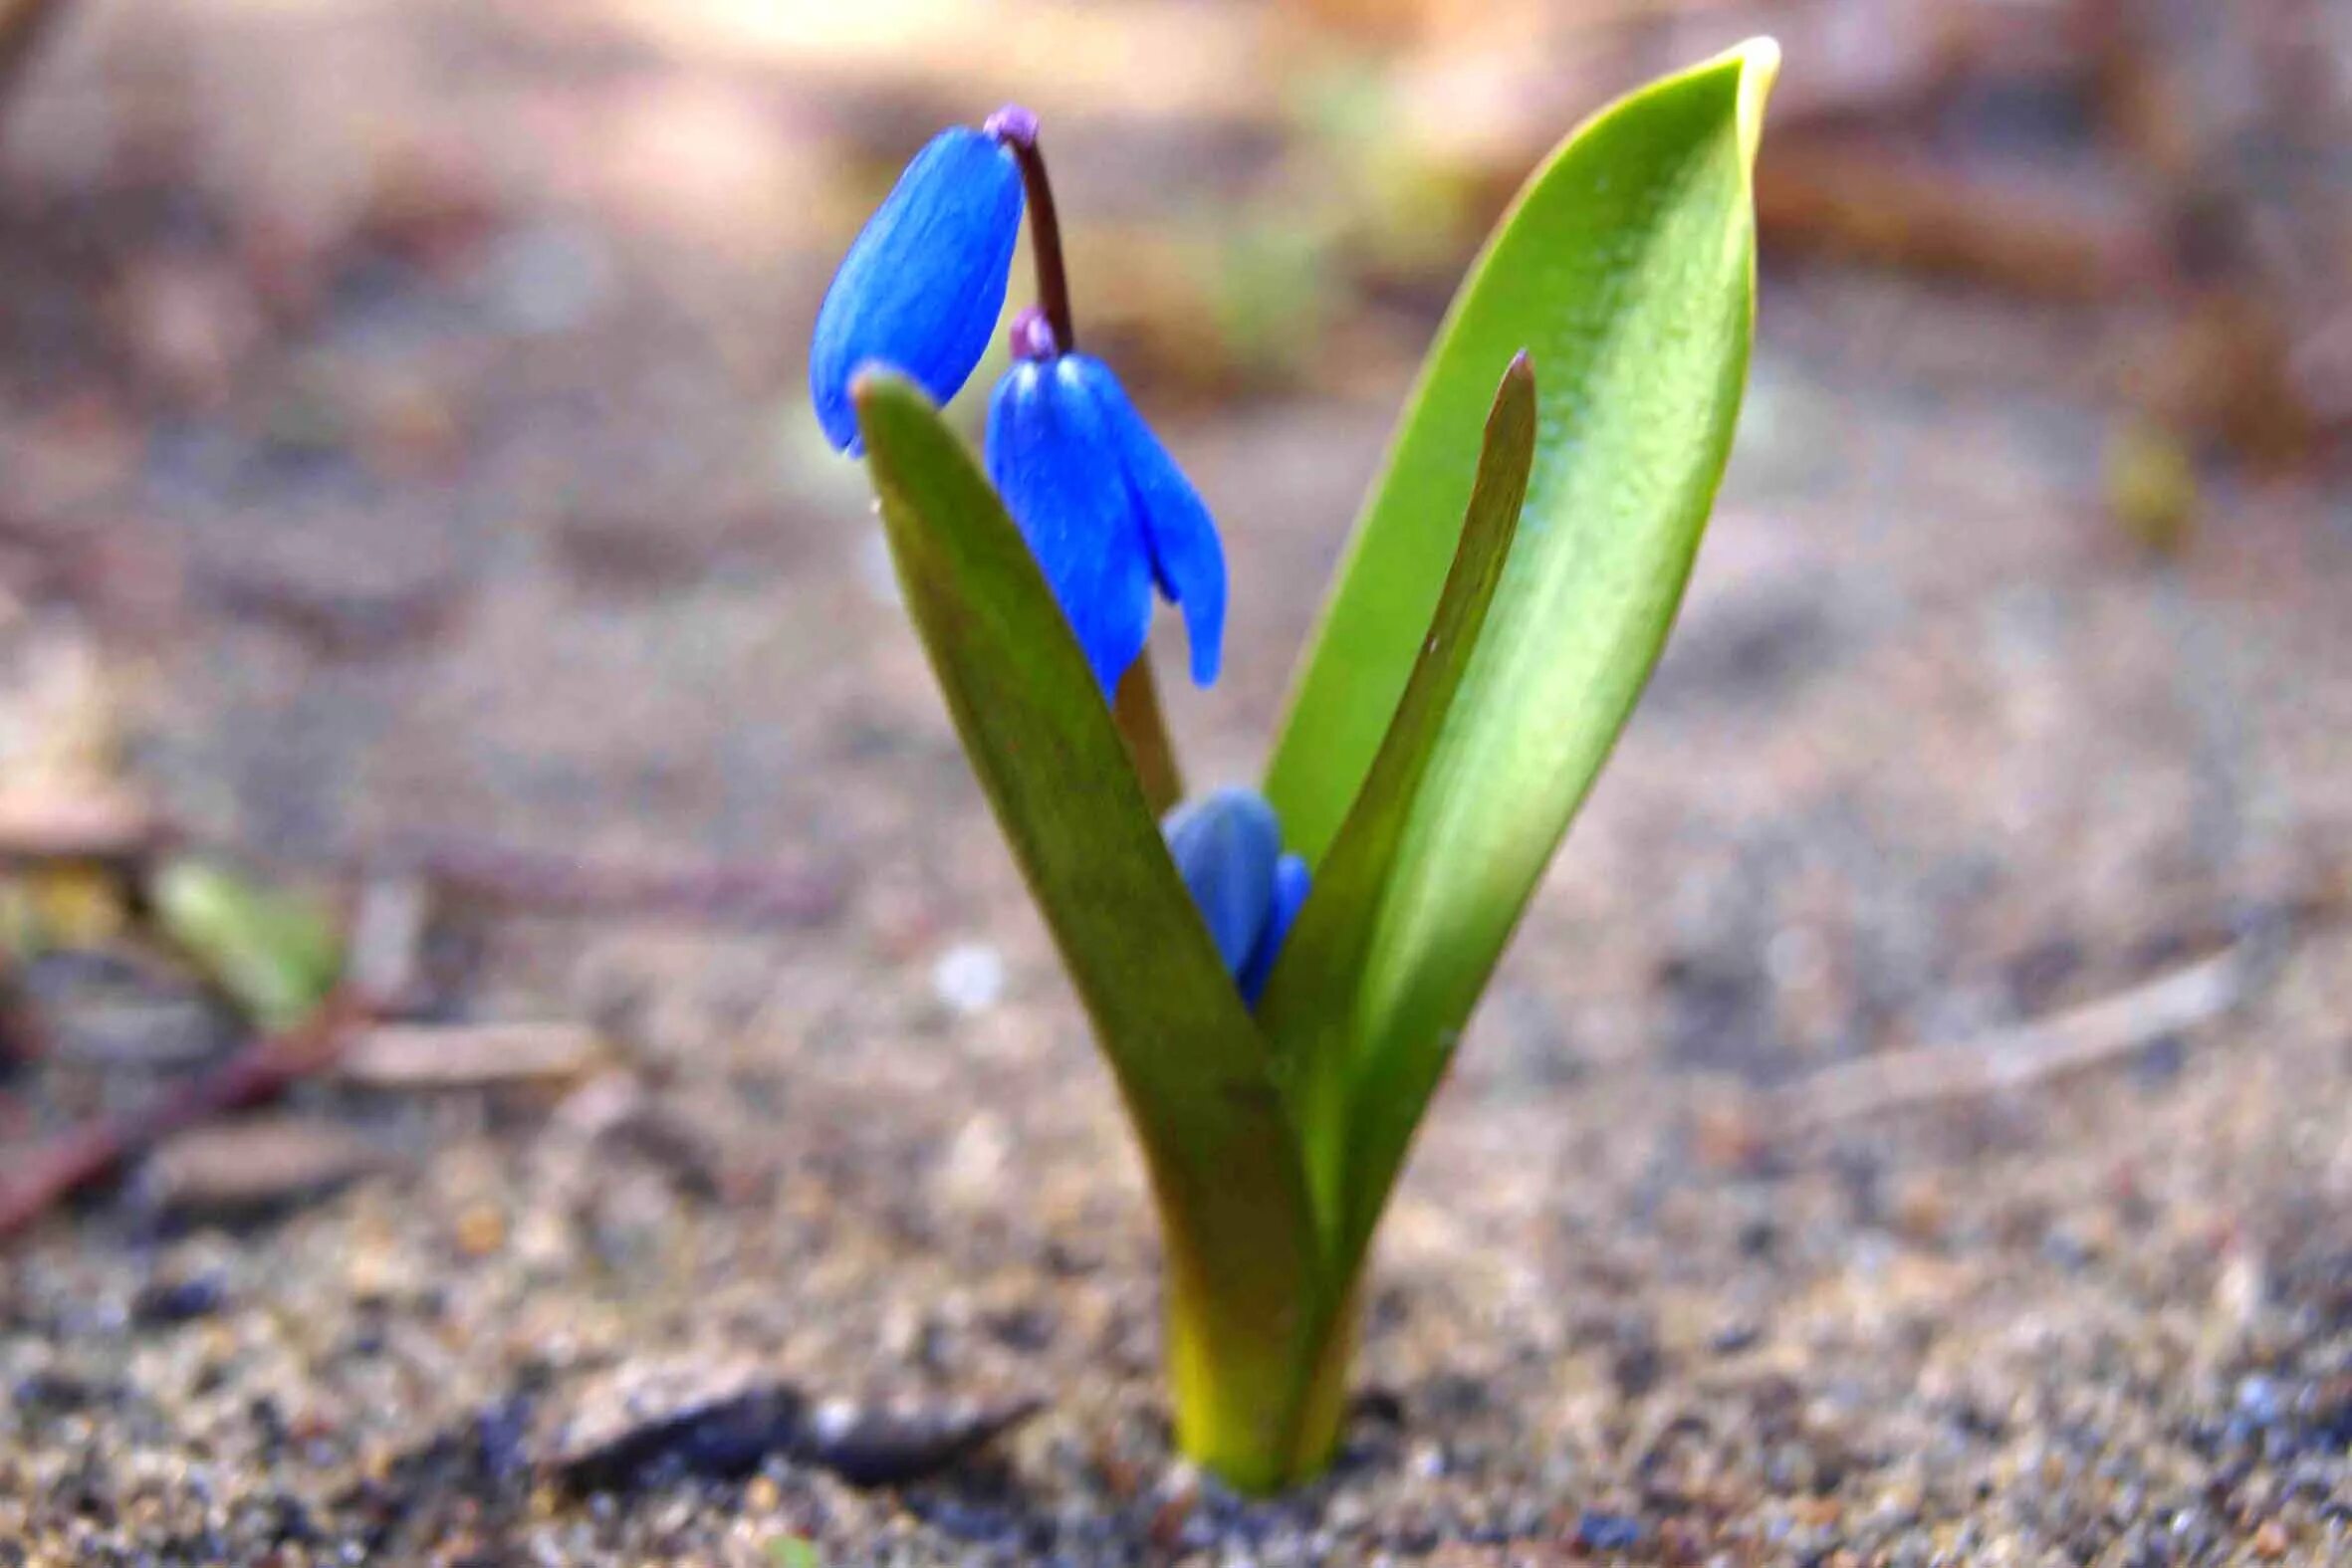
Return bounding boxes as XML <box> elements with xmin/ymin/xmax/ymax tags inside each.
<box><xmin>932</xmin><ymin>942</ymin><xmax>1006</xmax><ymax>1015</ymax></box>
<box><xmin>456</xmin><ymin>1205</ymin><xmax>507</xmax><ymax>1257</ymax></box>
<box><xmin>1574</xmin><ymin>1510</ymin><xmax>1644</xmax><ymax>1552</ymax></box>
<box><xmin>131</xmin><ymin>1270</ymin><xmax>228</xmax><ymax>1326</ymax></box>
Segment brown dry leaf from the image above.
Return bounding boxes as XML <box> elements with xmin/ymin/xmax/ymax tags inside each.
<box><xmin>340</xmin><ymin>1021</ymin><xmax>606</xmax><ymax>1092</ymax></box>
<box><xmin>0</xmin><ymin>784</ymin><xmax>157</xmax><ymax>863</ymax></box>
<box><xmin>139</xmin><ymin>1112</ymin><xmax>392</xmax><ymax>1222</ymax></box>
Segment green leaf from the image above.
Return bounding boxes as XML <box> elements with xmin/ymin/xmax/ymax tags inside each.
<box><xmin>1256</xmin><ymin>352</ymin><xmax>1535</xmax><ymax>1236</ymax></box>
<box><xmin>1261</xmin><ymin>41</ymin><xmax>1776</xmax><ymax>1255</ymax></box>
<box><xmin>851</xmin><ymin>373</ymin><xmax>1327</xmax><ymax>1485</ymax></box>
<box><xmin>149</xmin><ymin>857</ymin><xmax>343</xmax><ymax>1030</ymax></box>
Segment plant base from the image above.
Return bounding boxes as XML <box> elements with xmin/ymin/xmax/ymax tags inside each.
<box><xmin>1168</xmin><ymin>1282</ymin><xmax>1360</xmax><ymax>1494</ymax></box>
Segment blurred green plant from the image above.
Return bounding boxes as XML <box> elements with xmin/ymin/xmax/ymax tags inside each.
<box><xmin>765</xmin><ymin>1538</ymin><xmax>822</xmax><ymax>1568</ymax></box>
<box><xmin>150</xmin><ymin>858</ymin><xmax>342</xmax><ymax>1031</ymax></box>
<box><xmin>824</xmin><ymin>40</ymin><xmax>1775</xmax><ymax>1493</ymax></box>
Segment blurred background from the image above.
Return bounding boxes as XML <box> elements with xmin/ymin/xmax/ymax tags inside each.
<box><xmin>3</xmin><ymin>0</ymin><xmax>2351</xmax><ymax>1560</ymax></box>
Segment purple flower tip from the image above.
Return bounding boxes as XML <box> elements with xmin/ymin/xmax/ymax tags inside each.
<box><xmin>1009</xmin><ymin>306</ymin><xmax>1058</xmax><ymax>363</ymax></box>
<box><xmin>983</xmin><ymin>104</ymin><xmax>1040</xmax><ymax>147</ymax></box>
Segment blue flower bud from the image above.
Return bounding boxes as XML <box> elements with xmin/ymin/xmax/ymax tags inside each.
<box><xmin>1162</xmin><ymin>788</ymin><xmax>1281</xmax><ymax>978</ymax></box>
<box><xmin>986</xmin><ymin>326</ymin><xmax>1227</xmax><ymax>693</ymax></box>
<box><xmin>1162</xmin><ymin>789</ymin><xmax>1309</xmax><ymax>1007</ymax></box>
<box><xmin>1239</xmin><ymin>852</ymin><xmax>1309</xmax><ymax>1007</ymax></box>
<box><xmin>811</xmin><ymin>125</ymin><xmax>1025</xmax><ymax>455</ymax></box>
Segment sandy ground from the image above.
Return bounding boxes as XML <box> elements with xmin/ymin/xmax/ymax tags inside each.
<box><xmin>5</xmin><ymin>2</ymin><xmax>2352</xmax><ymax>1563</ymax></box>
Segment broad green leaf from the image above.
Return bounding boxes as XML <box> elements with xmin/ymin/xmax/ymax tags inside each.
<box><xmin>1267</xmin><ymin>39</ymin><xmax>1773</xmax><ymax>857</ymax></box>
<box><xmin>1261</xmin><ymin>41</ymin><xmax>1776</xmax><ymax>1256</ymax></box>
<box><xmin>851</xmin><ymin>373</ymin><xmax>1328</xmax><ymax>1483</ymax></box>
<box><xmin>1256</xmin><ymin>352</ymin><xmax>1534</xmax><ymax>1238</ymax></box>
<box><xmin>150</xmin><ymin>857</ymin><xmax>342</xmax><ymax>1030</ymax></box>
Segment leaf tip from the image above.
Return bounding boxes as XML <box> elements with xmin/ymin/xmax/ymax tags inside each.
<box><xmin>1495</xmin><ymin>348</ymin><xmax>1537</xmax><ymax>420</ymax></box>
<box><xmin>850</xmin><ymin>364</ymin><xmax>953</xmax><ymax>468</ymax></box>
<box><xmin>847</xmin><ymin>362</ymin><xmax>931</xmax><ymax>436</ymax></box>
<box><xmin>1729</xmin><ymin>36</ymin><xmax>1778</xmax><ymax>156</ymax></box>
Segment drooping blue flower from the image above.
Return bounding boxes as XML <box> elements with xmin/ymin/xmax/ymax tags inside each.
<box><xmin>810</xmin><ymin>125</ymin><xmax>1025</xmax><ymax>455</ymax></box>
<box><xmin>1162</xmin><ymin>788</ymin><xmax>1309</xmax><ymax>1007</ymax></box>
<box><xmin>986</xmin><ymin>312</ymin><xmax>1227</xmax><ymax>694</ymax></box>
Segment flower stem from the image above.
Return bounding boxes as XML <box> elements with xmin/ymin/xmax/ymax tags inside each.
<box><xmin>988</xmin><ymin>109</ymin><xmax>1076</xmax><ymax>353</ymax></box>
<box><xmin>1113</xmin><ymin>659</ymin><xmax>1182</xmax><ymax>815</ymax></box>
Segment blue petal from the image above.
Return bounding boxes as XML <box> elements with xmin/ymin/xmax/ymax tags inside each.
<box><xmin>811</xmin><ymin>127</ymin><xmax>1024</xmax><ymax>454</ymax></box>
<box><xmin>985</xmin><ymin>359</ymin><xmax>1154</xmax><ymax>694</ymax></box>
<box><xmin>1065</xmin><ymin>356</ymin><xmax>1227</xmax><ymax>686</ymax></box>
<box><xmin>1161</xmin><ymin>788</ymin><xmax>1282</xmax><ymax>978</ymax></box>
<box><xmin>1239</xmin><ymin>852</ymin><xmax>1309</xmax><ymax>1006</ymax></box>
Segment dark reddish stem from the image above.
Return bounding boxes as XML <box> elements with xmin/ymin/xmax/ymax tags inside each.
<box><xmin>986</xmin><ymin>105</ymin><xmax>1075</xmax><ymax>353</ymax></box>
<box><xmin>383</xmin><ymin>834</ymin><xmax>842</xmax><ymax>926</ymax></box>
<box><xmin>0</xmin><ymin>992</ymin><xmax>367</xmax><ymax>1241</ymax></box>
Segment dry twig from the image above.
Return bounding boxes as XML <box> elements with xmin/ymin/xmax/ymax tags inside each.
<box><xmin>377</xmin><ymin>833</ymin><xmax>841</xmax><ymax>927</ymax></box>
<box><xmin>0</xmin><ymin>811</ymin><xmax>842</xmax><ymax>928</ymax></box>
<box><xmin>1767</xmin><ymin>942</ymin><xmax>2252</xmax><ymax>1132</ymax></box>
<box><xmin>0</xmin><ymin>990</ymin><xmax>368</xmax><ymax>1239</ymax></box>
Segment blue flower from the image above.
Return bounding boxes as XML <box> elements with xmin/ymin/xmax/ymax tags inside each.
<box><xmin>986</xmin><ymin>314</ymin><xmax>1226</xmax><ymax>693</ymax></box>
<box><xmin>810</xmin><ymin>124</ymin><xmax>1025</xmax><ymax>455</ymax></box>
<box><xmin>1162</xmin><ymin>787</ymin><xmax>1309</xmax><ymax>1007</ymax></box>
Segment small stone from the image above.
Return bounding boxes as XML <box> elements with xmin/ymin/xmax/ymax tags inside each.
<box><xmin>932</xmin><ymin>943</ymin><xmax>1006</xmax><ymax>1015</ymax></box>
<box><xmin>1893</xmin><ymin>1177</ymin><xmax>1948</xmax><ymax>1243</ymax></box>
<box><xmin>455</xmin><ymin>1205</ymin><xmax>506</xmax><ymax>1257</ymax></box>
<box><xmin>549</xmin><ymin>1365</ymin><xmax>1039</xmax><ymax>1491</ymax></box>
<box><xmin>131</xmin><ymin>1269</ymin><xmax>227</xmax><ymax>1326</ymax></box>
<box><xmin>799</xmin><ymin>1393</ymin><xmax>1045</xmax><ymax>1487</ymax></box>
<box><xmin>1573</xmin><ymin>1510</ymin><xmax>1644</xmax><ymax>1551</ymax></box>
<box><xmin>2251</xmin><ymin>1520</ymin><xmax>2290</xmax><ymax>1559</ymax></box>
<box><xmin>1793</xmin><ymin>1495</ymin><xmax>1843</xmax><ymax>1528</ymax></box>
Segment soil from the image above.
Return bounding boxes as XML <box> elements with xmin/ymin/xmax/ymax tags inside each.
<box><xmin>4</xmin><ymin>2</ymin><xmax>2352</xmax><ymax>1564</ymax></box>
